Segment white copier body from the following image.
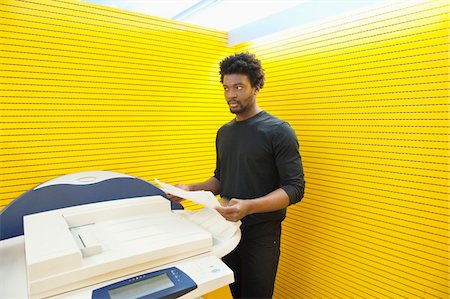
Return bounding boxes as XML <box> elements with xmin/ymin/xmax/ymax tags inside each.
<box><xmin>0</xmin><ymin>193</ymin><xmax>240</xmax><ymax>298</ymax></box>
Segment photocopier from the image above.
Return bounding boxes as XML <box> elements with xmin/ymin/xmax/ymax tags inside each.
<box><xmin>0</xmin><ymin>171</ymin><xmax>241</xmax><ymax>299</ymax></box>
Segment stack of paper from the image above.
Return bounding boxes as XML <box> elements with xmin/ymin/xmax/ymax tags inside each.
<box><xmin>179</xmin><ymin>208</ymin><xmax>241</xmax><ymax>240</ymax></box>
<box><xmin>154</xmin><ymin>178</ymin><xmax>220</xmax><ymax>209</ymax></box>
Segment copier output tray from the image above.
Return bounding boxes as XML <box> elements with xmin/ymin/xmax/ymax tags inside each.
<box><xmin>23</xmin><ymin>196</ymin><xmax>212</xmax><ymax>298</ymax></box>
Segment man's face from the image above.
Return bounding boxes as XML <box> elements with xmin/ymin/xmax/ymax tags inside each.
<box><xmin>222</xmin><ymin>74</ymin><xmax>259</xmax><ymax>116</ymax></box>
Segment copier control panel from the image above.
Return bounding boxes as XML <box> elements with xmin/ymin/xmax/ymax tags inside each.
<box><xmin>92</xmin><ymin>267</ymin><xmax>196</xmax><ymax>299</ymax></box>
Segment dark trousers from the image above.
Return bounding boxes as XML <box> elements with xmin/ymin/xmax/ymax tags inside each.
<box><xmin>222</xmin><ymin>222</ymin><xmax>281</xmax><ymax>299</ymax></box>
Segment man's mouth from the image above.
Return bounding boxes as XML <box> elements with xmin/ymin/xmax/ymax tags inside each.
<box><xmin>228</xmin><ymin>101</ymin><xmax>239</xmax><ymax>109</ymax></box>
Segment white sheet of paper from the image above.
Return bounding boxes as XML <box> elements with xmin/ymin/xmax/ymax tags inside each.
<box><xmin>154</xmin><ymin>178</ymin><xmax>220</xmax><ymax>209</ymax></box>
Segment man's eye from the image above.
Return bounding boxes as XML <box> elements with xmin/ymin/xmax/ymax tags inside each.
<box><xmin>224</xmin><ymin>87</ymin><xmax>229</xmax><ymax>91</ymax></box>
<box><xmin>236</xmin><ymin>86</ymin><xmax>243</xmax><ymax>90</ymax></box>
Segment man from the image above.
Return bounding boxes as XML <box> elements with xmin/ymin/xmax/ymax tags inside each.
<box><xmin>169</xmin><ymin>52</ymin><xmax>305</xmax><ymax>298</ymax></box>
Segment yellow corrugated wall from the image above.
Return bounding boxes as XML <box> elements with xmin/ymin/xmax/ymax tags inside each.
<box><xmin>0</xmin><ymin>0</ymin><xmax>231</xmax><ymax>210</ymax></box>
<box><xmin>234</xmin><ymin>0</ymin><xmax>449</xmax><ymax>297</ymax></box>
<box><xmin>1</xmin><ymin>0</ymin><xmax>449</xmax><ymax>298</ymax></box>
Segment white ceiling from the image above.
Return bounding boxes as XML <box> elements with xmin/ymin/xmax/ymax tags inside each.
<box><xmin>81</xmin><ymin>0</ymin><xmax>387</xmax><ymax>45</ymax></box>
<box><xmin>82</xmin><ymin>0</ymin><xmax>309</xmax><ymax>31</ymax></box>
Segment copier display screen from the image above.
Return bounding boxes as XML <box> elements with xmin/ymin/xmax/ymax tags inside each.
<box><xmin>108</xmin><ymin>273</ymin><xmax>175</xmax><ymax>299</ymax></box>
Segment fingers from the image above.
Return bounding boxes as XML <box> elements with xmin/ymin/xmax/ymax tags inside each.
<box><xmin>227</xmin><ymin>198</ymin><xmax>239</xmax><ymax>206</ymax></box>
<box><xmin>165</xmin><ymin>183</ymin><xmax>190</xmax><ymax>203</ymax></box>
<box><xmin>215</xmin><ymin>206</ymin><xmax>235</xmax><ymax>221</ymax></box>
<box><xmin>165</xmin><ymin>191</ymin><xmax>186</xmax><ymax>203</ymax></box>
<box><xmin>167</xmin><ymin>193</ymin><xmax>184</xmax><ymax>203</ymax></box>
<box><xmin>215</xmin><ymin>199</ymin><xmax>242</xmax><ymax>222</ymax></box>
<box><xmin>218</xmin><ymin>197</ymin><xmax>230</xmax><ymax>207</ymax></box>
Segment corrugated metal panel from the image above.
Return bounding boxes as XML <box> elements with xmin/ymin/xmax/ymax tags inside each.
<box><xmin>1</xmin><ymin>0</ymin><xmax>449</xmax><ymax>297</ymax></box>
<box><xmin>0</xmin><ymin>0</ymin><xmax>231</xmax><ymax>209</ymax></box>
<box><xmin>235</xmin><ymin>0</ymin><xmax>449</xmax><ymax>297</ymax></box>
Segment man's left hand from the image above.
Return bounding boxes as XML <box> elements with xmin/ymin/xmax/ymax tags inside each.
<box><xmin>215</xmin><ymin>198</ymin><xmax>251</xmax><ymax>222</ymax></box>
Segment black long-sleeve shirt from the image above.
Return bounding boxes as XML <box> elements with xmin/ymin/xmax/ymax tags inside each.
<box><xmin>214</xmin><ymin>111</ymin><xmax>305</xmax><ymax>228</ymax></box>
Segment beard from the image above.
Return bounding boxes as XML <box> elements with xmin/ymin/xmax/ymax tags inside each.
<box><xmin>228</xmin><ymin>95</ymin><xmax>254</xmax><ymax>115</ymax></box>
<box><xmin>229</xmin><ymin>101</ymin><xmax>246</xmax><ymax>114</ymax></box>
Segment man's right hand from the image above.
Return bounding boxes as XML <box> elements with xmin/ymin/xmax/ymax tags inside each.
<box><xmin>166</xmin><ymin>184</ymin><xmax>191</xmax><ymax>203</ymax></box>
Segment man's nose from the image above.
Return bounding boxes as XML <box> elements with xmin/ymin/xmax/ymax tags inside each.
<box><xmin>229</xmin><ymin>90</ymin><xmax>238</xmax><ymax>98</ymax></box>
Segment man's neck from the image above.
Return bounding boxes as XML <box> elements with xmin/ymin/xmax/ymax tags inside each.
<box><xmin>235</xmin><ymin>106</ymin><xmax>262</xmax><ymax>122</ymax></box>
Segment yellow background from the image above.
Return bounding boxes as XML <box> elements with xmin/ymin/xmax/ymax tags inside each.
<box><xmin>1</xmin><ymin>0</ymin><xmax>448</xmax><ymax>297</ymax></box>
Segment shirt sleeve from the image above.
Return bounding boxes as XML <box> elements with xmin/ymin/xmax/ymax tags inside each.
<box><xmin>272</xmin><ymin>122</ymin><xmax>305</xmax><ymax>205</ymax></box>
<box><xmin>213</xmin><ymin>130</ymin><xmax>221</xmax><ymax>181</ymax></box>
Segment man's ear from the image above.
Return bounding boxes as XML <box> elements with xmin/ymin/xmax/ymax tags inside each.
<box><xmin>254</xmin><ymin>87</ymin><xmax>260</xmax><ymax>95</ymax></box>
